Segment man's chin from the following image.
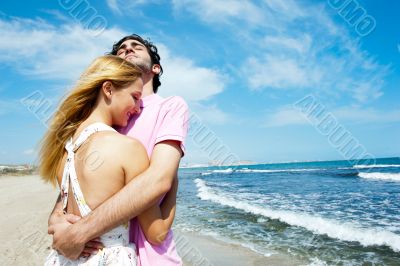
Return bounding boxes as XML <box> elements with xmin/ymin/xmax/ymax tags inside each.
<box><xmin>125</xmin><ymin>58</ymin><xmax>135</xmax><ymax>64</ymax></box>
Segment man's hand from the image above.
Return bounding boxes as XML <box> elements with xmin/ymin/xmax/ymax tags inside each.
<box><xmin>48</xmin><ymin>210</ymin><xmax>81</xmax><ymax>232</ymax></box>
<box><xmin>48</xmin><ymin>212</ymin><xmax>104</xmax><ymax>259</ymax></box>
<box><xmin>49</xmin><ymin>221</ymin><xmax>86</xmax><ymax>259</ymax></box>
<box><xmin>48</xmin><ymin>211</ymin><xmax>85</xmax><ymax>259</ymax></box>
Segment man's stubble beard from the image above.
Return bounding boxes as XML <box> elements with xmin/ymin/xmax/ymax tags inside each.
<box><xmin>129</xmin><ymin>58</ymin><xmax>152</xmax><ymax>74</ymax></box>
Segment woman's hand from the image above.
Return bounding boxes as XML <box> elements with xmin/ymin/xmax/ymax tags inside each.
<box><xmin>81</xmin><ymin>238</ymin><xmax>104</xmax><ymax>258</ymax></box>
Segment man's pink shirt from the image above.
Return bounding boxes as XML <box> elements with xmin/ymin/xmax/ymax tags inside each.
<box><xmin>119</xmin><ymin>93</ymin><xmax>189</xmax><ymax>266</ymax></box>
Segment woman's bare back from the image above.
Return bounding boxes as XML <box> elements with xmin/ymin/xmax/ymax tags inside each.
<box><xmin>56</xmin><ymin>124</ymin><xmax>148</xmax><ymax>217</ymax></box>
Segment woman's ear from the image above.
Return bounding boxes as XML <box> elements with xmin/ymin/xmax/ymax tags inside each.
<box><xmin>102</xmin><ymin>81</ymin><xmax>113</xmax><ymax>100</ymax></box>
<box><xmin>151</xmin><ymin>64</ymin><xmax>161</xmax><ymax>75</ymax></box>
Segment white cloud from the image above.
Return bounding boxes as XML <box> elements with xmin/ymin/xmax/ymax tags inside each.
<box><xmin>332</xmin><ymin>106</ymin><xmax>400</xmax><ymax>124</ymax></box>
<box><xmin>0</xmin><ymin>16</ymin><xmax>226</xmax><ymax>103</ymax></box>
<box><xmin>172</xmin><ymin>0</ymin><xmax>264</xmax><ymax>25</ymax></box>
<box><xmin>39</xmin><ymin>9</ymin><xmax>72</xmax><ymax>23</ymax></box>
<box><xmin>0</xmin><ymin>99</ymin><xmax>26</xmax><ymax>115</ymax></box>
<box><xmin>106</xmin><ymin>0</ymin><xmax>122</xmax><ymax>15</ymax></box>
<box><xmin>0</xmin><ymin>17</ymin><xmax>126</xmax><ymax>81</ymax></box>
<box><xmin>351</xmin><ymin>81</ymin><xmax>384</xmax><ymax>103</ymax></box>
<box><xmin>158</xmin><ymin>45</ymin><xmax>226</xmax><ymax>101</ymax></box>
<box><xmin>264</xmin><ymin>106</ymin><xmax>309</xmax><ymax>127</ymax></box>
<box><xmin>263</xmin><ymin>34</ymin><xmax>312</xmax><ymax>54</ymax></box>
<box><xmin>173</xmin><ymin>0</ymin><xmax>389</xmax><ymax>104</ymax></box>
<box><xmin>23</xmin><ymin>149</ymin><xmax>35</xmax><ymax>155</ymax></box>
<box><xmin>265</xmin><ymin>105</ymin><xmax>400</xmax><ymax>127</ymax></box>
<box><xmin>106</xmin><ymin>0</ymin><xmax>157</xmax><ymax>15</ymax></box>
<box><xmin>264</xmin><ymin>0</ymin><xmax>306</xmax><ymax>19</ymax></box>
<box><xmin>245</xmin><ymin>56</ymin><xmax>311</xmax><ymax>90</ymax></box>
<box><xmin>189</xmin><ymin>103</ymin><xmax>230</xmax><ymax>125</ymax></box>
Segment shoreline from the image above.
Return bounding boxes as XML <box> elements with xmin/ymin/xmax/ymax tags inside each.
<box><xmin>0</xmin><ymin>175</ymin><xmax>298</xmax><ymax>266</ymax></box>
<box><xmin>176</xmin><ymin>230</ymin><xmax>302</xmax><ymax>266</ymax></box>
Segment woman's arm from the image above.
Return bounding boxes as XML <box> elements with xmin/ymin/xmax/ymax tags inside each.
<box><xmin>137</xmin><ymin>176</ymin><xmax>178</xmax><ymax>245</ymax></box>
<box><xmin>121</xmin><ymin>137</ymin><xmax>179</xmax><ymax>245</ymax></box>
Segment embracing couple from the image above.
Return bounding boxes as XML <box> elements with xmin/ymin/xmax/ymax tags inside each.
<box><xmin>40</xmin><ymin>34</ymin><xmax>189</xmax><ymax>265</ymax></box>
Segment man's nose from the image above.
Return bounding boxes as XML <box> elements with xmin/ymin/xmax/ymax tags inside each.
<box><xmin>125</xmin><ymin>46</ymin><xmax>134</xmax><ymax>54</ymax></box>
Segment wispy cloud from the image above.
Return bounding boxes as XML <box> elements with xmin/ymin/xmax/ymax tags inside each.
<box><xmin>264</xmin><ymin>105</ymin><xmax>400</xmax><ymax>128</ymax></box>
<box><xmin>0</xmin><ymin>17</ymin><xmax>125</xmax><ymax>81</ymax></box>
<box><xmin>39</xmin><ymin>9</ymin><xmax>72</xmax><ymax>23</ymax></box>
<box><xmin>106</xmin><ymin>0</ymin><xmax>122</xmax><ymax>15</ymax></box>
<box><xmin>263</xmin><ymin>34</ymin><xmax>312</xmax><ymax>54</ymax></box>
<box><xmin>244</xmin><ymin>55</ymin><xmax>314</xmax><ymax>90</ymax></box>
<box><xmin>0</xmin><ymin>16</ymin><xmax>226</xmax><ymax>103</ymax></box>
<box><xmin>173</xmin><ymin>0</ymin><xmax>390</xmax><ymax>104</ymax></box>
<box><xmin>332</xmin><ymin>106</ymin><xmax>400</xmax><ymax>124</ymax></box>
<box><xmin>23</xmin><ymin>149</ymin><xmax>35</xmax><ymax>155</ymax></box>
<box><xmin>106</xmin><ymin>0</ymin><xmax>157</xmax><ymax>15</ymax></box>
<box><xmin>190</xmin><ymin>103</ymin><xmax>230</xmax><ymax>125</ymax></box>
<box><xmin>0</xmin><ymin>99</ymin><xmax>27</xmax><ymax>115</ymax></box>
<box><xmin>158</xmin><ymin>45</ymin><xmax>226</xmax><ymax>101</ymax></box>
<box><xmin>172</xmin><ymin>0</ymin><xmax>264</xmax><ymax>25</ymax></box>
<box><xmin>264</xmin><ymin>106</ymin><xmax>309</xmax><ymax>127</ymax></box>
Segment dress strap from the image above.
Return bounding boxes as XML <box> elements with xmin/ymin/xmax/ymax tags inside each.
<box><xmin>60</xmin><ymin>123</ymin><xmax>116</xmax><ymax>216</ymax></box>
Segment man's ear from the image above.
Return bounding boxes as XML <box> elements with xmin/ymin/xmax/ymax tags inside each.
<box><xmin>102</xmin><ymin>81</ymin><xmax>113</xmax><ymax>100</ymax></box>
<box><xmin>151</xmin><ymin>64</ymin><xmax>161</xmax><ymax>75</ymax></box>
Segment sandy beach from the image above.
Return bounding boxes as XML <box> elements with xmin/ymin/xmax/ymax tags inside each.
<box><xmin>0</xmin><ymin>175</ymin><xmax>297</xmax><ymax>266</ymax></box>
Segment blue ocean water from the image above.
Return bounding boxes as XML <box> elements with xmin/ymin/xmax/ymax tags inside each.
<box><xmin>175</xmin><ymin>157</ymin><xmax>400</xmax><ymax>265</ymax></box>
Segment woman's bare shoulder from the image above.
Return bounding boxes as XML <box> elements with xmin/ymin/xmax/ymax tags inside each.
<box><xmin>94</xmin><ymin>132</ymin><xmax>149</xmax><ymax>180</ymax></box>
<box><xmin>92</xmin><ymin>131</ymin><xmax>147</xmax><ymax>160</ymax></box>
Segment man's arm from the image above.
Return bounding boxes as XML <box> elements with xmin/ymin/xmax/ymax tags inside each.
<box><xmin>50</xmin><ymin>140</ymin><xmax>182</xmax><ymax>259</ymax></box>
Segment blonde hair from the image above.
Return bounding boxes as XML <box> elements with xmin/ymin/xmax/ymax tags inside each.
<box><xmin>39</xmin><ymin>55</ymin><xmax>142</xmax><ymax>185</ymax></box>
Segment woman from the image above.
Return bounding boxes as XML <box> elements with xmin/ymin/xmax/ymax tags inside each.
<box><xmin>41</xmin><ymin>55</ymin><xmax>177</xmax><ymax>265</ymax></box>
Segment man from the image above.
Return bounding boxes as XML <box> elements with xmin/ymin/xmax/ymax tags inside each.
<box><xmin>48</xmin><ymin>34</ymin><xmax>189</xmax><ymax>265</ymax></box>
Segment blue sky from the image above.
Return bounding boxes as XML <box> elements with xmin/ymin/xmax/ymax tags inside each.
<box><xmin>0</xmin><ymin>0</ymin><xmax>399</xmax><ymax>165</ymax></box>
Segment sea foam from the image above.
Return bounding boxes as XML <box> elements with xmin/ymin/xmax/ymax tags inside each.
<box><xmin>210</xmin><ymin>168</ymin><xmax>325</xmax><ymax>174</ymax></box>
<box><xmin>358</xmin><ymin>172</ymin><xmax>400</xmax><ymax>182</ymax></box>
<box><xmin>194</xmin><ymin>178</ymin><xmax>400</xmax><ymax>252</ymax></box>
<box><xmin>354</xmin><ymin>164</ymin><xmax>400</xmax><ymax>169</ymax></box>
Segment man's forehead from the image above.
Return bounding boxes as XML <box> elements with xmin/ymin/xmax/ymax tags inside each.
<box><xmin>119</xmin><ymin>39</ymin><xmax>145</xmax><ymax>48</ymax></box>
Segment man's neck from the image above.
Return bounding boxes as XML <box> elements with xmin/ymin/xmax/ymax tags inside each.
<box><xmin>142</xmin><ymin>76</ymin><xmax>155</xmax><ymax>97</ymax></box>
<box><xmin>142</xmin><ymin>86</ymin><xmax>154</xmax><ymax>97</ymax></box>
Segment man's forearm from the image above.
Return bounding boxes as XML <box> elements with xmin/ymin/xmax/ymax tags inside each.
<box><xmin>72</xmin><ymin>166</ymin><xmax>170</xmax><ymax>242</ymax></box>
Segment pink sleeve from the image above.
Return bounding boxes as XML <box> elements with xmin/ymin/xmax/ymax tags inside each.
<box><xmin>155</xmin><ymin>96</ymin><xmax>189</xmax><ymax>156</ymax></box>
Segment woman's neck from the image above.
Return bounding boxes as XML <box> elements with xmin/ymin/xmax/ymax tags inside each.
<box><xmin>74</xmin><ymin>108</ymin><xmax>111</xmax><ymax>139</ymax></box>
<box><xmin>84</xmin><ymin>108</ymin><xmax>111</xmax><ymax>126</ymax></box>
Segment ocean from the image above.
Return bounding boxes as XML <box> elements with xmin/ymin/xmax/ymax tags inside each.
<box><xmin>175</xmin><ymin>157</ymin><xmax>400</xmax><ymax>265</ymax></box>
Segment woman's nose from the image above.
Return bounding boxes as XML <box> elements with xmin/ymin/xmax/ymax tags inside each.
<box><xmin>134</xmin><ymin>100</ymin><xmax>141</xmax><ymax>114</ymax></box>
